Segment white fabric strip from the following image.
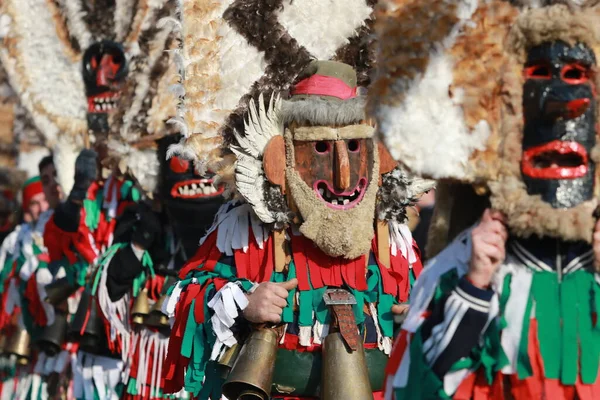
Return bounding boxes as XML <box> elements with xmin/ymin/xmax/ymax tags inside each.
<box><xmin>500</xmin><ymin>260</ymin><xmax>533</xmax><ymax>374</ymax></box>
<box><xmin>208</xmin><ymin>282</ymin><xmax>250</xmax><ymax>360</ymax></box>
<box><xmin>389</xmin><ymin>221</ymin><xmax>417</xmax><ymax>265</ymax></box>
<box><xmin>96</xmin><ymin>251</ymin><xmax>131</xmax><ymax>363</ymax></box>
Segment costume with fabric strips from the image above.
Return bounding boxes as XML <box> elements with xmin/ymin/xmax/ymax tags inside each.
<box><xmin>161</xmin><ymin>59</ymin><xmax>432</xmax><ymax>400</ymax></box>
<box><xmin>30</xmin><ymin>1</ymin><xmax>182</xmax><ymax>398</ymax></box>
<box><xmin>0</xmin><ymin>176</ymin><xmax>55</xmax><ymax>400</ymax></box>
<box><xmin>368</xmin><ymin>1</ymin><xmax>600</xmax><ymax>399</ymax></box>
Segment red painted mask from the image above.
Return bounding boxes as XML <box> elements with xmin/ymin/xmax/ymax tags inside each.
<box><xmin>83</xmin><ymin>41</ymin><xmax>128</xmax><ymax>132</ymax></box>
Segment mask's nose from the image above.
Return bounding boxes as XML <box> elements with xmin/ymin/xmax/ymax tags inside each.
<box><xmin>543</xmin><ymin>97</ymin><xmax>590</xmax><ymax>121</ymax></box>
<box><xmin>334</xmin><ymin>140</ymin><xmax>350</xmax><ymax>191</ymax></box>
<box><xmin>96</xmin><ymin>54</ymin><xmax>119</xmax><ymax>87</ymax></box>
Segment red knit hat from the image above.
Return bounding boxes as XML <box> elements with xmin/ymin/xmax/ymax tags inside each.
<box><xmin>22</xmin><ymin>176</ymin><xmax>43</xmax><ymax>211</ymax></box>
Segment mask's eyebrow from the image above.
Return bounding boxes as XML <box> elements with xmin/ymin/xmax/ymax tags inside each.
<box><xmin>291</xmin><ymin>125</ymin><xmax>374</xmax><ymax>141</ymax></box>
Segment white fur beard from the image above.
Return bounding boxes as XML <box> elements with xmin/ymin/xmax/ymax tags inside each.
<box><xmin>286</xmin><ymin>168</ymin><xmax>378</xmax><ymax>260</ymax></box>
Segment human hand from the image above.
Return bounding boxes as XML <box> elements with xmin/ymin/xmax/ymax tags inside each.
<box><xmin>243</xmin><ymin>279</ymin><xmax>298</xmax><ymax>324</ymax></box>
<box><xmin>468</xmin><ymin>209</ymin><xmax>508</xmax><ymax>289</ymax></box>
<box><xmin>70</xmin><ymin>149</ymin><xmax>98</xmax><ymax>201</ymax></box>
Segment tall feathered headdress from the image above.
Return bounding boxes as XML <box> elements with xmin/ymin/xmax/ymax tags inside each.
<box><xmin>0</xmin><ymin>0</ymin><xmax>179</xmax><ymax>193</ymax></box>
<box><xmin>167</xmin><ymin>0</ymin><xmax>379</xmax><ymax>181</ymax></box>
<box><xmin>368</xmin><ymin>0</ymin><xmax>600</xmax><ymax>255</ymax></box>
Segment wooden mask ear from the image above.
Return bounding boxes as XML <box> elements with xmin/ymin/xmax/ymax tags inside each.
<box><xmin>378</xmin><ymin>141</ymin><xmax>397</xmax><ymax>176</ymax></box>
<box><xmin>263</xmin><ymin>135</ymin><xmax>286</xmax><ymax>191</ymax></box>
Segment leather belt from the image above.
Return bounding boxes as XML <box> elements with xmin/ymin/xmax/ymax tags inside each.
<box><xmin>323</xmin><ymin>289</ymin><xmax>359</xmax><ymax>351</ymax></box>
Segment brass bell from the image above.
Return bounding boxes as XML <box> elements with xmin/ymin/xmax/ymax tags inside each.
<box><xmin>68</xmin><ymin>290</ymin><xmax>108</xmax><ymax>354</ymax></box>
<box><xmin>36</xmin><ymin>311</ymin><xmax>68</xmax><ymax>356</ymax></box>
<box><xmin>321</xmin><ymin>332</ymin><xmax>373</xmax><ymax>400</ymax></box>
<box><xmin>44</xmin><ymin>277</ymin><xmax>78</xmax><ymax>305</ymax></box>
<box><xmin>131</xmin><ymin>288</ymin><xmax>150</xmax><ymax>325</ymax></box>
<box><xmin>144</xmin><ymin>294</ymin><xmax>169</xmax><ymax>328</ymax></box>
<box><xmin>217</xmin><ymin>343</ymin><xmax>241</xmax><ymax>379</ymax></box>
<box><xmin>5</xmin><ymin>325</ymin><xmax>31</xmax><ymax>366</ymax></box>
<box><xmin>0</xmin><ymin>331</ymin><xmax>6</xmax><ymax>352</ymax></box>
<box><xmin>222</xmin><ymin>328</ymin><xmax>278</xmax><ymax>400</ymax></box>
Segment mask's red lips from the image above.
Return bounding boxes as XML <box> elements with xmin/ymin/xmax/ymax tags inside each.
<box><xmin>521</xmin><ymin>140</ymin><xmax>588</xmax><ymax>179</ymax></box>
<box><xmin>171</xmin><ymin>179</ymin><xmax>224</xmax><ymax>199</ymax></box>
<box><xmin>313</xmin><ymin>178</ymin><xmax>367</xmax><ymax>210</ymax></box>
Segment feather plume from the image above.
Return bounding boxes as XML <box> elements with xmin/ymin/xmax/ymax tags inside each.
<box><xmin>230</xmin><ymin>93</ymin><xmax>283</xmax><ymax>224</ymax></box>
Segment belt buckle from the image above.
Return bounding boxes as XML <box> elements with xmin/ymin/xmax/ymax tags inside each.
<box><xmin>322</xmin><ymin>289</ymin><xmax>356</xmax><ymax>306</ymax></box>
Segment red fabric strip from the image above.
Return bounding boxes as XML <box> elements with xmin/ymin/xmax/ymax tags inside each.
<box><xmin>260</xmin><ymin>234</ymin><xmax>274</xmax><ymax>283</ymax></box>
<box><xmin>371</xmin><ymin>238</ymin><xmax>397</xmax><ymax>296</ymax></box>
<box><xmin>233</xmin><ymin>247</ymin><xmax>249</xmax><ymax>281</ymax></box>
<box><xmin>192</xmin><ymin>284</ymin><xmax>206</xmax><ymax>324</ymax></box>
<box><xmin>291</xmin><ymin>236</ymin><xmax>311</xmax><ymax>291</ymax></box>
<box><xmin>411</xmin><ymin>241</ymin><xmax>424</xmax><ymax>277</ymax></box>
<box><xmin>25</xmin><ymin>277</ymin><xmax>47</xmax><ymax>326</ymax></box>
<box><xmin>355</xmin><ymin>256</ymin><xmax>367</xmax><ymax>291</ymax></box>
<box><xmin>178</xmin><ymin>232</ymin><xmax>218</xmax><ymax>279</ymax></box>
<box><xmin>292</xmin><ymin>75</ymin><xmax>357</xmax><ymax>100</ymax></box>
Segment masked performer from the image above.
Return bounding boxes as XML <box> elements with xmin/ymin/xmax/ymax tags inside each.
<box><xmin>159</xmin><ymin>58</ymin><xmax>433</xmax><ymax>400</ymax></box>
<box><xmin>0</xmin><ymin>176</ymin><xmax>51</xmax><ymax>399</ymax></box>
<box><xmin>367</xmin><ymin>0</ymin><xmax>600</xmax><ymax>399</ymax></box>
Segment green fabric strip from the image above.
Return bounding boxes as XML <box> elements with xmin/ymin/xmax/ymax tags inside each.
<box><xmin>393</xmin><ymin>329</ymin><xmax>450</xmax><ymax>400</ymax></box>
<box><xmin>517</xmin><ymin>290</ymin><xmax>533</xmax><ymax>379</ymax></box>
<box><xmin>573</xmin><ymin>272</ymin><xmax>598</xmax><ymax>384</ymax></box>
<box><xmin>181</xmin><ymin>299</ymin><xmax>197</xmax><ymax>359</ymax></box>
<box><xmin>531</xmin><ymin>271</ymin><xmax>561</xmax><ymax>379</ymax></box>
<box><xmin>529</xmin><ymin>269</ymin><xmax>600</xmax><ymax>384</ymax></box>
<box><xmin>83</xmin><ymin>190</ymin><xmax>103</xmax><ymax>231</ymax></box>
<box><xmin>560</xmin><ymin>273</ymin><xmax>579</xmax><ymax>384</ymax></box>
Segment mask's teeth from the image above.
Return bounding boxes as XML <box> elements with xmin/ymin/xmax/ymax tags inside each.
<box><xmin>191</xmin><ymin>183</ymin><xmax>198</xmax><ymax>190</ymax></box>
<box><xmin>332</xmin><ymin>199</ymin><xmax>338</xmax><ymax>205</ymax></box>
<box><xmin>178</xmin><ymin>187</ymin><xmax>183</xmax><ymax>194</ymax></box>
<box><xmin>343</xmin><ymin>199</ymin><xmax>349</xmax><ymax>205</ymax></box>
<box><xmin>319</xmin><ymin>188</ymin><xmax>324</xmax><ymax>196</ymax></box>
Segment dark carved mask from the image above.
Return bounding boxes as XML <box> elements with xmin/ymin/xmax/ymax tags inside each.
<box><xmin>82</xmin><ymin>41</ymin><xmax>128</xmax><ymax>132</ymax></box>
<box><xmin>521</xmin><ymin>41</ymin><xmax>597</xmax><ymax>208</ymax></box>
<box><xmin>158</xmin><ymin>136</ymin><xmax>224</xmax><ymax>260</ymax></box>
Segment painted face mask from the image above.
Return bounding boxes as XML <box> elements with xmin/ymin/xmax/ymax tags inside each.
<box><xmin>292</xmin><ymin>129</ymin><xmax>375</xmax><ymax>210</ymax></box>
<box><xmin>158</xmin><ymin>136</ymin><xmax>224</xmax><ymax>259</ymax></box>
<box><xmin>370</xmin><ymin>3</ymin><xmax>600</xmax><ymax>246</ymax></box>
<box><xmin>521</xmin><ymin>41</ymin><xmax>597</xmax><ymax>208</ymax></box>
<box><xmin>82</xmin><ymin>41</ymin><xmax>128</xmax><ymax>132</ymax></box>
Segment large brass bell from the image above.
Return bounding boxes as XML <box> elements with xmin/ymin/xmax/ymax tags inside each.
<box><xmin>0</xmin><ymin>331</ymin><xmax>7</xmax><ymax>352</ymax></box>
<box><xmin>44</xmin><ymin>277</ymin><xmax>78</xmax><ymax>305</ymax></box>
<box><xmin>36</xmin><ymin>311</ymin><xmax>68</xmax><ymax>356</ymax></box>
<box><xmin>68</xmin><ymin>290</ymin><xmax>108</xmax><ymax>354</ymax></box>
<box><xmin>217</xmin><ymin>343</ymin><xmax>241</xmax><ymax>379</ymax></box>
<box><xmin>131</xmin><ymin>288</ymin><xmax>150</xmax><ymax>325</ymax></box>
<box><xmin>5</xmin><ymin>326</ymin><xmax>31</xmax><ymax>366</ymax></box>
<box><xmin>222</xmin><ymin>328</ymin><xmax>278</xmax><ymax>400</ymax></box>
<box><xmin>144</xmin><ymin>294</ymin><xmax>169</xmax><ymax>328</ymax></box>
<box><xmin>321</xmin><ymin>332</ymin><xmax>373</xmax><ymax>400</ymax></box>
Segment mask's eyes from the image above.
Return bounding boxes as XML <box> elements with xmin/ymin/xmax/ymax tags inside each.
<box><xmin>561</xmin><ymin>63</ymin><xmax>590</xmax><ymax>85</ymax></box>
<box><xmin>169</xmin><ymin>156</ymin><xmax>190</xmax><ymax>173</ymax></box>
<box><xmin>347</xmin><ymin>139</ymin><xmax>360</xmax><ymax>153</ymax></box>
<box><xmin>314</xmin><ymin>141</ymin><xmax>331</xmax><ymax>154</ymax></box>
<box><xmin>524</xmin><ymin>63</ymin><xmax>552</xmax><ymax>80</ymax></box>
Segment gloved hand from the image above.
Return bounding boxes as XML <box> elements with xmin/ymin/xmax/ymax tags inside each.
<box><xmin>69</xmin><ymin>149</ymin><xmax>98</xmax><ymax>202</ymax></box>
<box><xmin>131</xmin><ymin>206</ymin><xmax>162</xmax><ymax>250</ymax></box>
